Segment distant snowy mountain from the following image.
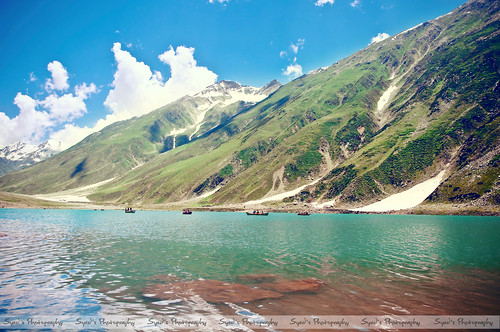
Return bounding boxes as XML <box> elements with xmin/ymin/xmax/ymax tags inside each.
<box><xmin>189</xmin><ymin>80</ymin><xmax>280</xmax><ymax>115</ymax></box>
<box><xmin>196</xmin><ymin>80</ymin><xmax>280</xmax><ymax>103</ymax></box>
<box><xmin>0</xmin><ymin>80</ymin><xmax>280</xmax><ymax>178</ymax></box>
<box><xmin>165</xmin><ymin>79</ymin><xmax>281</xmax><ymax>145</ymax></box>
<box><xmin>0</xmin><ymin>79</ymin><xmax>282</xmax><ymax>191</ymax></box>
<box><xmin>0</xmin><ymin>140</ymin><xmax>63</xmax><ymax>176</ymax></box>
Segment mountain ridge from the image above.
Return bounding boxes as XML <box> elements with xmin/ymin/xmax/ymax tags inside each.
<box><xmin>0</xmin><ymin>140</ymin><xmax>62</xmax><ymax>176</ymax></box>
<box><xmin>0</xmin><ymin>0</ymin><xmax>498</xmax><ymax>213</ymax></box>
<box><xmin>0</xmin><ymin>79</ymin><xmax>281</xmax><ymax>192</ymax></box>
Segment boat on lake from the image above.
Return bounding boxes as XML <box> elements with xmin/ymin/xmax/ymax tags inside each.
<box><xmin>246</xmin><ymin>210</ymin><xmax>268</xmax><ymax>216</ymax></box>
<box><xmin>125</xmin><ymin>207</ymin><xmax>135</xmax><ymax>213</ymax></box>
<box><xmin>182</xmin><ymin>209</ymin><xmax>192</xmax><ymax>215</ymax></box>
<box><xmin>297</xmin><ymin>211</ymin><xmax>310</xmax><ymax>216</ymax></box>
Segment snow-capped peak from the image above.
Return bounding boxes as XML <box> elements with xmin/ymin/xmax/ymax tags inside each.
<box><xmin>193</xmin><ymin>79</ymin><xmax>281</xmax><ymax>108</ymax></box>
<box><xmin>0</xmin><ymin>140</ymin><xmax>63</xmax><ymax>163</ymax></box>
<box><xmin>166</xmin><ymin>80</ymin><xmax>282</xmax><ymax>144</ymax></box>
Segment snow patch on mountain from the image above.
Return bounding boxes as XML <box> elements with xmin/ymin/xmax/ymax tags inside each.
<box><xmin>0</xmin><ymin>140</ymin><xmax>63</xmax><ymax>175</ymax></box>
<box><xmin>168</xmin><ymin>80</ymin><xmax>281</xmax><ymax>145</ymax></box>
<box><xmin>194</xmin><ymin>80</ymin><xmax>277</xmax><ymax>108</ymax></box>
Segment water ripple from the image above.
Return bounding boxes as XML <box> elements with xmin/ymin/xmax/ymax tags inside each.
<box><xmin>1</xmin><ymin>210</ymin><xmax>499</xmax><ymax>318</ymax></box>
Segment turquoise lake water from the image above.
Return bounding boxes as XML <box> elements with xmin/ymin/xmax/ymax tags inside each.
<box><xmin>0</xmin><ymin>209</ymin><xmax>499</xmax><ymax>325</ymax></box>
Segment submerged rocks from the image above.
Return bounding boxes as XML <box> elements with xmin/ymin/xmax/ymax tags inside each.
<box><xmin>143</xmin><ymin>275</ymin><xmax>324</xmax><ymax>304</ymax></box>
<box><xmin>143</xmin><ymin>279</ymin><xmax>283</xmax><ymax>304</ymax></box>
<box><xmin>235</xmin><ymin>274</ymin><xmax>278</xmax><ymax>283</ymax></box>
<box><xmin>259</xmin><ymin>277</ymin><xmax>324</xmax><ymax>293</ymax></box>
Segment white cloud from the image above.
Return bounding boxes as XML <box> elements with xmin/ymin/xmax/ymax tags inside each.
<box><xmin>0</xmin><ymin>93</ymin><xmax>52</xmax><ymax>146</ymax></box>
<box><xmin>29</xmin><ymin>72</ymin><xmax>37</xmax><ymax>82</ymax></box>
<box><xmin>350</xmin><ymin>0</ymin><xmax>360</xmax><ymax>7</ymax></box>
<box><xmin>282</xmin><ymin>39</ymin><xmax>305</xmax><ymax>57</ymax></box>
<box><xmin>281</xmin><ymin>39</ymin><xmax>305</xmax><ymax>80</ymax></box>
<box><xmin>370</xmin><ymin>32</ymin><xmax>390</xmax><ymax>44</ymax></box>
<box><xmin>103</xmin><ymin>43</ymin><xmax>165</xmax><ymax>121</ymax></box>
<box><xmin>209</xmin><ymin>0</ymin><xmax>229</xmax><ymax>4</ymax></box>
<box><xmin>45</xmin><ymin>61</ymin><xmax>69</xmax><ymax>91</ymax></box>
<box><xmin>41</xmin><ymin>93</ymin><xmax>87</xmax><ymax>124</ymax></box>
<box><xmin>75</xmin><ymin>82</ymin><xmax>98</xmax><ymax>99</ymax></box>
<box><xmin>290</xmin><ymin>39</ymin><xmax>305</xmax><ymax>54</ymax></box>
<box><xmin>49</xmin><ymin>123</ymin><xmax>96</xmax><ymax>150</ymax></box>
<box><xmin>315</xmin><ymin>0</ymin><xmax>335</xmax><ymax>6</ymax></box>
<box><xmin>104</xmin><ymin>42</ymin><xmax>217</xmax><ymax>123</ymax></box>
<box><xmin>36</xmin><ymin>85</ymin><xmax>95</xmax><ymax>127</ymax></box>
<box><xmin>283</xmin><ymin>63</ymin><xmax>303</xmax><ymax>78</ymax></box>
<box><xmin>0</xmin><ymin>63</ymin><xmax>97</xmax><ymax>148</ymax></box>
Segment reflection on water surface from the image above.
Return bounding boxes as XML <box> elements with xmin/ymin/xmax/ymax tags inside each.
<box><xmin>1</xmin><ymin>209</ymin><xmax>499</xmax><ymax>326</ymax></box>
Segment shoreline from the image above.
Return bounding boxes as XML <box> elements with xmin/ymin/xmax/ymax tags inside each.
<box><xmin>1</xmin><ymin>191</ymin><xmax>499</xmax><ymax>217</ymax></box>
<box><xmin>4</xmin><ymin>164</ymin><xmax>498</xmax><ymax>217</ymax></box>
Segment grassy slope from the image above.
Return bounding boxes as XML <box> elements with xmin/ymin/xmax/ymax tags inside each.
<box><xmin>0</xmin><ymin>92</ymin><xmax>253</xmax><ymax>194</ymax></box>
<box><xmin>90</xmin><ymin>0</ymin><xmax>499</xmax><ymax>208</ymax></box>
<box><xmin>0</xmin><ymin>102</ymin><xmax>191</xmax><ymax>194</ymax></box>
<box><xmin>89</xmin><ymin>60</ymin><xmax>389</xmax><ymax>204</ymax></box>
<box><xmin>2</xmin><ymin>0</ymin><xmax>497</xmax><ymax>212</ymax></box>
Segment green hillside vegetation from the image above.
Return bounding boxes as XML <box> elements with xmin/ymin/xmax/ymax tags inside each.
<box><xmin>0</xmin><ymin>0</ymin><xmax>498</xmax><ymax>213</ymax></box>
<box><xmin>0</xmin><ymin>88</ymin><xmax>264</xmax><ymax>194</ymax></box>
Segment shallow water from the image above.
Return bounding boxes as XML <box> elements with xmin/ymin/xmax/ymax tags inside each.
<box><xmin>0</xmin><ymin>209</ymin><xmax>499</xmax><ymax>327</ymax></box>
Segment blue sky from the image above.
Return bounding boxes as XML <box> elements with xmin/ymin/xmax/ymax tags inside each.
<box><xmin>0</xmin><ymin>0</ymin><xmax>467</xmax><ymax>149</ymax></box>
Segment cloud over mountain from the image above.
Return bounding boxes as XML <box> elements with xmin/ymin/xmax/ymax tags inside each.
<box><xmin>0</xmin><ymin>63</ymin><xmax>97</xmax><ymax>148</ymax></box>
<box><xmin>283</xmin><ymin>64</ymin><xmax>303</xmax><ymax>78</ymax></box>
<box><xmin>53</xmin><ymin>43</ymin><xmax>218</xmax><ymax>150</ymax></box>
<box><xmin>370</xmin><ymin>32</ymin><xmax>390</xmax><ymax>44</ymax></box>
<box><xmin>103</xmin><ymin>43</ymin><xmax>217</xmax><ymax>123</ymax></box>
<box><xmin>0</xmin><ymin>43</ymin><xmax>218</xmax><ymax>151</ymax></box>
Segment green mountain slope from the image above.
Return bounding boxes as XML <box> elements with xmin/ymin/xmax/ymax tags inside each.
<box><xmin>1</xmin><ymin>0</ymin><xmax>498</xmax><ymax>212</ymax></box>
<box><xmin>0</xmin><ymin>81</ymin><xmax>280</xmax><ymax>194</ymax></box>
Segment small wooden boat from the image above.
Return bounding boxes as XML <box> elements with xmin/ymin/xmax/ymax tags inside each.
<box><xmin>182</xmin><ymin>209</ymin><xmax>192</xmax><ymax>215</ymax></box>
<box><xmin>125</xmin><ymin>207</ymin><xmax>135</xmax><ymax>213</ymax></box>
<box><xmin>297</xmin><ymin>211</ymin><xmax>310</xmax><ymax>216</ymax></box>
<box><xmin>246</xmin><ymin>210</ymin><xmax>268</xmax><ymax>216</ymax></box>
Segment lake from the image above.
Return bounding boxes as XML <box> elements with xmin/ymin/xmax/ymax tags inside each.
<box><xmin>0</xmin><ymin>209</ymin><xmax>499</xmax><ymax>329</ymax></box>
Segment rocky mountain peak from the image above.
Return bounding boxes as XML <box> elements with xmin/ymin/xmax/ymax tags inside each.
<box><xmin>0</xmin><ymin>140</ymin><xmax>63</xmax><ymax>176</ymax></box>
<box><xmin>258</xmin><ymin>79</ymin><xmax>282</xmax><ymax>95</ymax></box>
